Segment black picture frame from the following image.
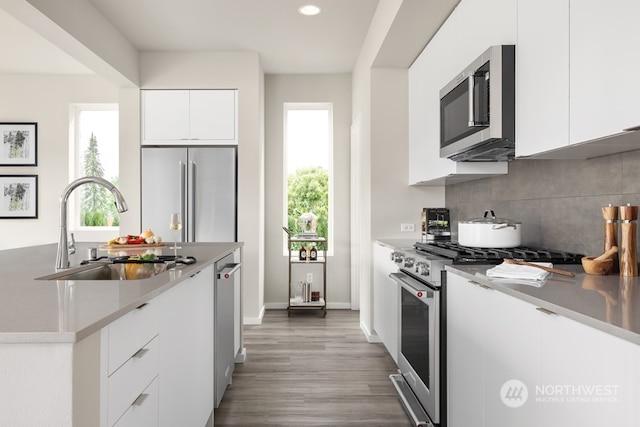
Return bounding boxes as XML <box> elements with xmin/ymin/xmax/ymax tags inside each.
<box><xmin>0</xmin><ymin>123</ymin><xmax>38</xmax><ymax>166</ymax></box>
<box><xmin>0</xmin><ymin>175</ymin><xmax>38</xmax><ymax>219</ymax></box>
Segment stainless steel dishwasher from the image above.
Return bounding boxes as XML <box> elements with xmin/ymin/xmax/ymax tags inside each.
<box><xmin>214</xmin><ymin>251</ymin><xmax>242</xmax><ymax>408</ymax></box>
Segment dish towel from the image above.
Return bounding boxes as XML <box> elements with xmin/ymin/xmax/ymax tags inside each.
<box><xmin>486</xmin><ymin>261</ymin><xmax>552</xmax><ymax>281</ymax></box>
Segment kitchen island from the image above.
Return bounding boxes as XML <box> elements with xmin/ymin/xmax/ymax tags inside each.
<box><xmin>0</xmin><ymin>241</ymin><xmax>242</xmax><ymax>426</ymax></box>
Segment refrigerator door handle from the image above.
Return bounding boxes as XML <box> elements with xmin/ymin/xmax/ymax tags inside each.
<box><xmin>180</xmin><ymin>161</ymin><xmax>187</xmax><ymax>242</ymax></box>
<box><xmin>189</xmin><ymin>160</ymin><xmax>196</xmax><ymax>242</ymax></box>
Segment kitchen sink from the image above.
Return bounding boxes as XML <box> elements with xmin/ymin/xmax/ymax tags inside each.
<box><xmin>37</xmin><ymin>262</ymin><xmax>170</xmax><ymax>281</ymax></box>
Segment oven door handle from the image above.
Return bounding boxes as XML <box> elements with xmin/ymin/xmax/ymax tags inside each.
<box><xmin>389</xmin><ymin>272</ymin><xmax>435</xmax><ymax>299</ymax></box>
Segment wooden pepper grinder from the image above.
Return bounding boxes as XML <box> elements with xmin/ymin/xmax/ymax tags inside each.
<box><xmin>619</xmin><ymin>204</ymin><xmax>638</xmax><ymax>277</ymax></box>
<box><xmin>602</xmin><ymin>204</ymin><xmax>619</xmax><ymax>273</ymax></box>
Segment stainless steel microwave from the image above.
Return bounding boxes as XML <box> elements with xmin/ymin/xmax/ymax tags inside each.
<box><xmin>440</xmin><ymin>45</ymin><xmax>515</xmax><ymax>162</ymax></box>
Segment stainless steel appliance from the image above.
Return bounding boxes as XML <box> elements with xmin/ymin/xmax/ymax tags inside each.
<box><xmin>422</xmin><ymin>208</ymin><xmax>451</xmax><ymax>242</ymax></box>
<box><xmin>389</xmin><ymin>241</ymin><xmax>583</xmax><ymax>426</ymax></box>
<box><xmin>389</xmin><ymin>249</ymin><xmax>451</xmax><ymax>427</ymax></box>
<box><xmin>142</xmin><ymin>146</ymin><xmax>237</xmax><ymax>242</ymax></box>
<box><xmin>414</xmin><ymin>241</ymin><xmax>584</xmax><ymax>265</ymax></box>
<box><xmin>214</xmin><ymin>250</ymin><xmax>242</xmax><ymax>408</ymax></box>
<box><xmin>440</xmin><ymin>45</ymin><xmax>515</xmax><ymax>162</ymax></box>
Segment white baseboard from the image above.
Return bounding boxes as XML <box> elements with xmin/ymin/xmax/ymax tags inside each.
<box><xmin>360</xmin><ymin>320</ymin><xmax>382</xmax><ymax>343</ymax></box>
<box><xmin>264</xmin><ymin>302</ymin><xmax>353</xmax><ymax>310</ymax></box>
<box><xmin>234</xmin><ymin>347</ymin><xmax>247</xmax><ymax>363</ymax></box>
<box><xmin>243</xmin><ymin>305</ymin><xmax>265</xmax><ymax>325</ymax></box>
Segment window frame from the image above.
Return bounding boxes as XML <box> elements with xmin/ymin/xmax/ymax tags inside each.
<box><xmin>69</xmin><ymin>103</ymin><xmax>120</xmax><ymax>242</ymax></box>
<box><xmin>282</xmin><ymin>102</ymin><xmax>334</xmax><ymax>256</ymax></box>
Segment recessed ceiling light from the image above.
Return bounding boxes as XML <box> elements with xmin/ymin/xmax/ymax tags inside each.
<box><xmin>298</xmin><ymin>5</ymin><xmax>321</xmax><ymax>16</ymax></box>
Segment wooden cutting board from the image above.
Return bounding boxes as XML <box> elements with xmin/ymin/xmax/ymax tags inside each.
<box><xmin>99</xmin><ymin>243</ymin><xmax>166</xmax><ymax>249</ymax></box>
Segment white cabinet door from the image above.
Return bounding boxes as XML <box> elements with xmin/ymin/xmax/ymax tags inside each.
<box><xmin>190</xmin><ymin>90</ymin><xmax>236</xmax><ymax>141</ymax></box>
<box><xmin>372</xmin><ymin>243</ymin><xmax>399</xmax><ymax>362</ymax></box>
<box><xmin>447</xmin><ymin>272</ymin><xmax>540</xmax><ymax>427</ymax></box>
<box><xmin>516</xmin><ymin>0</ymin><xmax>570</xmax><ymax>157</ymax></box>
<box><xmin>569</xmin><ymin>0</ymin><xmax>640</xmax><ymax>144</ymax></box>
<box><xmin>143</xmin><ymin>90</ymin><xmax>237</xmax><ymax>145</ymax></box>
<box><xmin>142</xmin><ymin>90</ymin><xmax>190</xmax><ymax>142</ymax></box>
<box><xmin>157</xmin><ymin>265</ymin><xmax>215</xmax><ymax>426</ymax></box>
<box><xmin>408</xmin><ymin>9</ymin><xmax>508</xmax><ymax>186</ymax></box>
<box><xmin>408</xmin><ymin>10</ymin><xmax>457</xmax><ymax>186</ymax></box>
<box><xmin>540</xmin><ymin>312</ymin><xmax>640</xmax><ymax>427</ymax></box>
<box><xmin>446</xmin><ymin>273</ymin><xmax>486</xmax><ymax>427</ymax></box>
<box><xmin>483</xmin><ymin>290</ymin><xmax>540</xmax><ymax>427</ymax></box>
<box><xmin>455</xmin><ymin>0</ymin><xmax>517</xmax><ymax>69</ymax></box>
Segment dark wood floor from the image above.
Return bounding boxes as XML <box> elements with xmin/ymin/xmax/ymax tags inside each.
<box><xmin>214</xmin><ymin>309</ymin><xmax>410</xmax><ymax>426</ymax></box>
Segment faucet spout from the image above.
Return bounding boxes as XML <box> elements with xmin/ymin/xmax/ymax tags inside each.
<box><xmin>56</xmin><ymin>177</ymin><xmax>128</xmax><ymax>270</ymax></box>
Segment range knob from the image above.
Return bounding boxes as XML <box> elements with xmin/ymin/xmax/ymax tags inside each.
<box><xmin>415</xmin><ymin>262</ymin><xmax>430</xmax><ymax>276</ymax></box>
<box><xmin>404</xmin><ymin>257</ymin><xmax>415</xmax><ymax>268</ymax></box>
<box><xmin>391</xmin><ymin>251</ymin><xmax>405</xmax><ymax>263</ymax></box>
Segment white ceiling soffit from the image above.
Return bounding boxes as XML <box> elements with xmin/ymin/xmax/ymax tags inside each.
<box><xmin>0</xmin><ymin>7</ymin><xmax>92</xmax><ymax>74</ymax></box>
<box><xmin>373</xmin><ymin>0</ymin><xmax>459</xmax><ymax>68</ymax></box>
<box><xmin>87</xmin><ymin>0</ymin><xmax>381</xmax><ymax>74</ymax></box>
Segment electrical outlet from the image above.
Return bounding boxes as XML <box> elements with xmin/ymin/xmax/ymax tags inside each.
<box><xmin>307</xmin><ymin>273</ymin><xmax>313</xmax><ymax>283</ymax></box>
<box><xmin>401</xmin><ymin>223</ymin><xmax>415</xmax><ymax>232</ymax></box>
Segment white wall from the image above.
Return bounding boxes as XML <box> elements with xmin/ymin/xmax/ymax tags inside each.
<box><xmin>352</xmin><ymin>1</ymin><xmax>446</xmax><ymax>339</ymax></box>
<box><xmin>0</xmin><ymin>74</ymin><xmax>119</xmax><ymax>250</ymax></box>
<box><xmin>138</xmin><ymin>51</ymin><xmax>266</xmax><ymax>325</ymax></box>
<box><xmin>264</xmin><ymin>74</ymin><xmax>352</xmax><ymax>308</ymax></box>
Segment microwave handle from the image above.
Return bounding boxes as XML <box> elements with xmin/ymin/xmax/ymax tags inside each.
<box><xmin>467</xmin><ymin>75</ymin><xmax>476</xmax><ymax>127</ymax></box>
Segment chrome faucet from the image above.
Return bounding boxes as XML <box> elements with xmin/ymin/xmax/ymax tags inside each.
<box><xmin>56</xmin><ymin>177</ymin><xmax>128</xmax><ymax>270</ymax></box>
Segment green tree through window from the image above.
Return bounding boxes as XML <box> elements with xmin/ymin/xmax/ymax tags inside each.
<box><xmin>287</xmin><ymin>166</ymin><xmax>328</xmax><ymax>238</ymax></box>
<box><xmin>80</xmin><ymin>133</ymin><xmax>119</xmax><ymax>226</ymax></box>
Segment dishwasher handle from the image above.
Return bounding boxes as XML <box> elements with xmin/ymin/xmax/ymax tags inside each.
<box><xmin>217</xmin><ymin>262</ymin><xmax>241</xmax><ymax>279</ymax></box>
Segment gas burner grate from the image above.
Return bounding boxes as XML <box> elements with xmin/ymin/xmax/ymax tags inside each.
<box><xmin>414</xmin><ymin>241</ymin><xmax>583</xmax><ymax>264</ymax></box>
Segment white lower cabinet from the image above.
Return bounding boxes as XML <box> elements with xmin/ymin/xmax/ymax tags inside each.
<box><xmin>446</xmin><ymin>271</ymin><xmax>640</xmax><ymax>426</ymax></box>
<box><xmin>156</xmin><ymin>265</ymin><xmax>215</xmax><ymax>426</ymax></box>
<box><xmin>113</xmin><ymin>376</ymin><xmax>159</xmax><ymax>427</ymax></box>
<box><xmin>540</xmin><ymin>311</ymin><xmax>640</xmax><ymax>427</ymax></box>
<box><xmin>372</xmin><ymin>243</ymin><xmax>399</xmax><ymax>362</ymax></box>
<box><xmin>100</xmin><ymin>264</ymin><xmax>216</xmax><ymax>427</ymax></box>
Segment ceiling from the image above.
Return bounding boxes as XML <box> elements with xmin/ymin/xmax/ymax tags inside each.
<box><xmin>0</xmin><ymin>0</ymin><xmax>382</xmax><ymax>75</ymax></box>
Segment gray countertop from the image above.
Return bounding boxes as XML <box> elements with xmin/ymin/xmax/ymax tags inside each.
<box><xmin>0</xmin><ymin>241</ymin><xmax>242</xmax><ymax>344</ymax></box>
<box><xmin>448</xmin><ymin>264</ymin><xmax>640</xmax><ymax>345</ymax></box>
<box><xmin>374</xmin><ymin>238</ymin><xmax>640</xmax><ymax>346</ymax></box>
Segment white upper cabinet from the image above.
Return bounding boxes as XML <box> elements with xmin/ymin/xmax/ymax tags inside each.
<box><xmin>142</xmin><ymin>89</ymin><xmax>237</xmax><ymax>145</ymax></box>
<box><xmin>569</xmin><ymin>0</ymin><xmax>640</xmax><ymax>144</ymax></box>
<box><xmin>516</xmin><ymin>0</ymin><xmax>640</xmax><ymax>158</ymax></box>
<box><xmin>516</xmin><ymin>0</ymin><xmax>570</xmax><ymax>157</ymax></box>
<box><xmin>408</xmin><ymin>6</ymin><xmax>509</xmax><ymax>186</ymax></box>
<box><xmin>455</xmin><ymin>0</ymin><xmax>517</xmax><ymax>68</ymax></box>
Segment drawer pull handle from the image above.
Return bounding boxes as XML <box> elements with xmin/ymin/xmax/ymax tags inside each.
<box><xmin>536</xmin><ymin>307</ymin><xmax>556</xmax><ymax>316</ymax></box>
<box><xmin>132</xmin><ymin>393</ymin><xmax>149</xmax><ymax>407</ymax></box>
<box><xmin>133</xmin><ymin>348</ymin><xmax>150</xmax><ymax>359</ymax></box>
<box><xmin>469</xmin><ymin>280</ymin><xmax>492</xmax><ymax>290</ymax></box>
<box><xmin>136</xmin><ymin>302</ymin><xmax>149</xmax><ymax>310</ymax></box>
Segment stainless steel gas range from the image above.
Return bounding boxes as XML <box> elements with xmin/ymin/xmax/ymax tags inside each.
<box><xmin>389</xmin><ymin>242</ymin><xmax>583</xmax><ymax>427</ymax></box>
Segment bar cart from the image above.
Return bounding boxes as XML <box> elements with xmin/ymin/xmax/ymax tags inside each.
<box><xmin>283</xmin><ymin>227</ymin><xmax>327</xmax><ymax>317</ymax></box>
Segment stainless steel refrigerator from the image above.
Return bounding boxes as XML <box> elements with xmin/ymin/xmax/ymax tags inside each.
<box><xmin>141</xmin><ymin>146</ymin><xmax>236</xmax><ymax>242</ymax></box>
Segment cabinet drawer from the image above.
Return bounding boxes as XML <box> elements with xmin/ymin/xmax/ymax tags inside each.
<box><xmin>108</xmin><ymin>301</ymin><xmax>159</xmax><ymax>375</ymax></box>
<box><xmin>108</xmin><ymin>336</ymin><xmax>159</xmax><ymax>426</ymax></box>
<box><xmin>112</xmin><ymin>375</ymin><xmax>159</xmax><ymax>427</ymax></box>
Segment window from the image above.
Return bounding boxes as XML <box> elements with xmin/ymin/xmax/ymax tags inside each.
<box><xmin>283</xmin><ymin>103</ymin><xmax>333</xmax><ymax>255</ymax></box>
<box><xmin>69</xmin><ymin>104</ymin><xmax>119</xmax><ymax>237</ymax></box>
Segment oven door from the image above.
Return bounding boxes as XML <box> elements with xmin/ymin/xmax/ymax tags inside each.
<box><xmin>390</xmin><ymin>271</ymin><xmax>441</xmax><ymax>426</ymax></box>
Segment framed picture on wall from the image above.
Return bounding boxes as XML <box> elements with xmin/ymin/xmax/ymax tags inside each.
<box><xmin>0</xmin><ymin>175</ymin><xmax>38</xmax><ymax>219</ymax></box>
<box><xmin>0</xmin><ymin>123</ymin><xmax>38</xmax><ymax>166</ymax></box>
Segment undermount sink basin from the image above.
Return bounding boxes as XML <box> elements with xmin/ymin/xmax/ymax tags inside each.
<box><xmin>37</xmin><ymin>262</ymin><xmax>170</xmax><ymax>281</ymax></box>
